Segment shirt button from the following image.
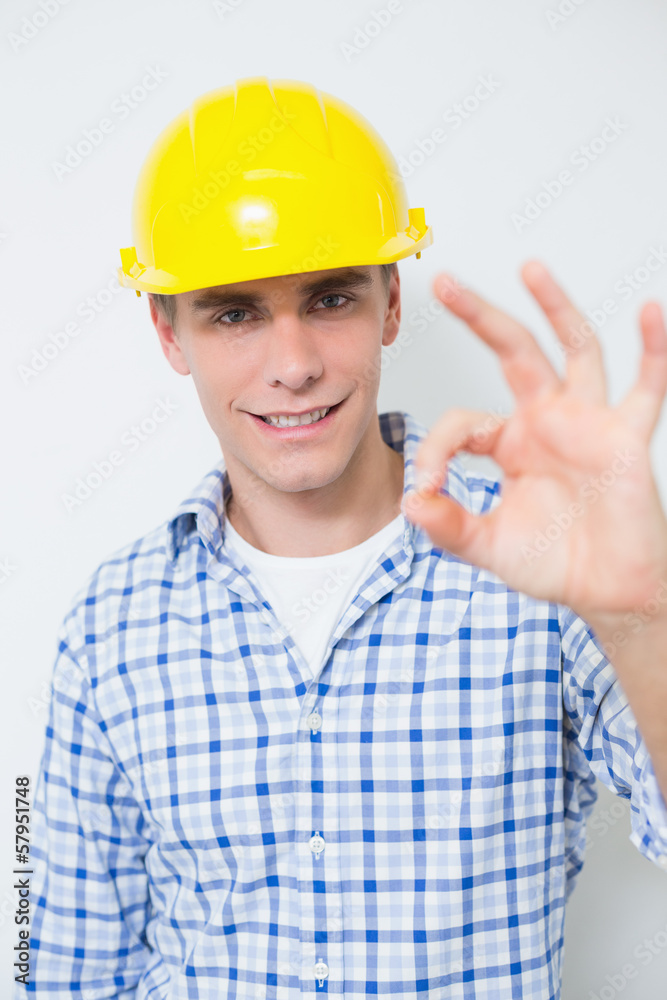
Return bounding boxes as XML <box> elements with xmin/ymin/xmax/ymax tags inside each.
<box><xmin>657</xmin><ymin>854</ymin><xmax>667</xmax><ymax>871</ymax></box>
<box><xmin>314</xmin><ymin>959</ymin><xmax>329</xmax><ymax>986</ymax></box>
<box><xmin>307</xmin><ymin>711</ymin><xmax>322</xmax><ymax>733</ymax></box>
<box><xmin>309</xmin><ymin>832</ymin><xmax>325</xmax><ymax>859</ymax></box>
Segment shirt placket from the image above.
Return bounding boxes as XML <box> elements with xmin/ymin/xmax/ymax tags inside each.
<box><xmin>290</xmin><ymin>527</ymin><xmax>415</xmax><ymax>997</ymax></box>
<box><xmin>206</xmin><ymin>520</ymin><xmax>416</xmax><ymax>998</ymax></box>
<box><xmin>293</xmin><ymin>682</ymin><xmax>342</xmax><ymax>995</ymax></box>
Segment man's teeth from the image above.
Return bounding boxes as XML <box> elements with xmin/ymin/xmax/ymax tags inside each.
<box><xmin>262</xmin><ymin>407</ymin><xmax>331</xmax><ymax>427</ymax></box>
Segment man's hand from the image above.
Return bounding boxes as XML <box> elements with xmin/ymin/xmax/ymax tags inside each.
<box><xmin>402</xmin><ymin>260</ymin><xmax>667</xmax><ymax>624</ymax></box>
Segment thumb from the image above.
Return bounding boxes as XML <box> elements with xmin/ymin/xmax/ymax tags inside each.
<box><xmin>403</xmin><ymin>489</ymin><xmax>491</xmax><ymax>568</ymax></box>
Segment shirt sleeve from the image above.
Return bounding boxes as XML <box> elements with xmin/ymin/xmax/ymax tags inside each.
<box><xmin>558</xmin><ymin>603</ymin><xmax>667</xmax><ymax>872</ymax></box>
<box><xmin>13</xmin><ymin>606</ymin><xmax>155</xmax><ymax>998</ymax></box>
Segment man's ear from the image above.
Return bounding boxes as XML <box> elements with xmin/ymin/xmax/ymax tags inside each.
<box><xmin>381</xmin><ymin>266</ymin><xmax>401</xmax><ymax>348</ymax></box>
<box><xmin>148</xmin><ymin>294</ymin><xmax>191</xmax><ymax>376</ymax></box>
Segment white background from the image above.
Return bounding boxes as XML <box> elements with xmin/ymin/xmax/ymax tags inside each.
<box><xmin>2</xmin><ymin>0</ymin><xmax>667</xmax><ymax>996</ymax></box>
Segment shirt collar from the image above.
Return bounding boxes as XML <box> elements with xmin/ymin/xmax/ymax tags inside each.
<box><xmin>165</xmin><ymin>409</ymin><xmax>474</xmax><ymax>566</ymax></box>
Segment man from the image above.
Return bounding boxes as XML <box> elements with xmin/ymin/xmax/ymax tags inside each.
<box><xmin>18</xmin><ymin>77</ymin><xmax>667</xmax><ymax>999</ymax></box>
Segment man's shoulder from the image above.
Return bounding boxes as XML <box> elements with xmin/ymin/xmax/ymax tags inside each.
<box><xmin>62</xmin><ymin>460</ymin><xmax>225</xmax><ymax>646</ymax></box>
<box><xmin>65</xmin><ymin>519</ymin><xmax>178</xmax><ymax>629</ymax></box>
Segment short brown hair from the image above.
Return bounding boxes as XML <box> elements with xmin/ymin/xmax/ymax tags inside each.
<box><xmin>150</xmin><ymin>261</ymin><xmax>397</xmax><ymax>332</ymax></box>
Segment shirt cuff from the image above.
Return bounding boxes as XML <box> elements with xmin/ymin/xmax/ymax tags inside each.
<box><xmin>629</xmin><ymin>745</ymin><xmax>667</xmax><ymax>871</ymax></box>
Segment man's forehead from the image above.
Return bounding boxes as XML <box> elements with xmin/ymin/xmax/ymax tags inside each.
<box><xmin>185</xmin><ymin>266</ymin><xmax>376</xmax><ymax>311</ymax></box>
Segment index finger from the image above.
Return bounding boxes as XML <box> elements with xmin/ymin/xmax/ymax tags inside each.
<box><xmin>433</xmin><ymin>272</ymin><xmax>561</xmax><ymax>403</ymax></box>
<box><xmin>520</xmin><ymin>260</ymin><xmax>607</xmax><ymax>406</ymax></box>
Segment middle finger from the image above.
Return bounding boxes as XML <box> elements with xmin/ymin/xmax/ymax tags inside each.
<box><xmin>433</xmin><ymin>271</ymin><xmax>562</xmax><ymax>403</ymax></box>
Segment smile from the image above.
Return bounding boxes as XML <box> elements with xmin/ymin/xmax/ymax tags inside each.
<box><xmin>248</xmin><ymin>400</ymin><xmax>343</xmax><ymax>436</ymax></box>
<box><xmin>261</xmin><ymin>407</ymin><xmax>330</xmax><ymax>427</ymax></box>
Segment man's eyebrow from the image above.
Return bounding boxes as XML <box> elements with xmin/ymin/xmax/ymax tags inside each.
<box><xmin>188</xmin><ymin>267</ymin><xmax>375</xmax><ymax>314</ymax></box>
<box><xmin>296</xmin><ymin>268</ymin><xmax>375</xmax><ymax>297</ymax></box>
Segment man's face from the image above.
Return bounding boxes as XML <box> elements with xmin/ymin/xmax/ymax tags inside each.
<box><xmin>150</xmin><ymin>264</ymin><xmax>401</xmax><ymax>497</ymax></box>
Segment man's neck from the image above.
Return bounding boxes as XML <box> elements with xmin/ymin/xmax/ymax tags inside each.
<box><xmin>224</xmin><ymin>438</ymin><xmax>405</xmax><ymax>557</ymax></box>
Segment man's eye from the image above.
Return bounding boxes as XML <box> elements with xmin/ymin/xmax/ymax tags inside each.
<box><xmin>215</xmin><ymin>309</ymin><xmax>250</xmax><ymax>325</ymax></box>
<box><xmin>313</xmin><ymin>294</ymin><xmax>350</xmax><ymax>311</ymax></box>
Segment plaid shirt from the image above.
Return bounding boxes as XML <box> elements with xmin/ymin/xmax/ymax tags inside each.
<box><xmin>19</xmin><ymin>409</ymin><xmax>667</xmax><ymax>1000</ymax></box>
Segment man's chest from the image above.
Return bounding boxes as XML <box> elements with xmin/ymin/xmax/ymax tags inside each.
<box><xmin>93</xmin><ymin>609</ymin><xmax>564</xmax><ymax>880</ymax></box>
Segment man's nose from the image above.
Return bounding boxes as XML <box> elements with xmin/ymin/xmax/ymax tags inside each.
<box><xmin>262</xmin><ymin>313</ymin><xmax>324</xmax><ymax>388</ymax></box>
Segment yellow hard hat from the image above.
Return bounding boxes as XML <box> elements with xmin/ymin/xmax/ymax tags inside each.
<box><xmin>118</xmin><ymin>76</ymin><xmax>433</xmax><ymax>297</ymax></box>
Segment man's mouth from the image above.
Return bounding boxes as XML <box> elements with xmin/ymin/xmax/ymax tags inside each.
<box><xmin>254</xmin><ymin>403</ymin><xmax>340</xmax><ymax>427</ymax></box>
<box><xmin>248</xmin><ymin>399</ymin><xmax>344</xmax><ymax>433</ymax></box>
<box><xmin>259</xmin><ymin>405</ymin><xmax>331</xmax><ymax>427</ymax></box>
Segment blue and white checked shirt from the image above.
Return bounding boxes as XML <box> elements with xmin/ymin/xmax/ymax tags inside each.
<box><xmin>20</xmin><ymin>409</ymin><xmax>667</xmax><ymax>1000</ymax></box>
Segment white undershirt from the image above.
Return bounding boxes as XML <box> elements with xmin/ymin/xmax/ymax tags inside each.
<box><xmin>223</xmin><ymin>511</ymin><xmax>404</xmax><ymax>678</ymax></box>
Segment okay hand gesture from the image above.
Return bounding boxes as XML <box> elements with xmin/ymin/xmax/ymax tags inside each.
<box><xmin>402</xmin><ymin>261</ymin><xmax>667</xmax><ymax>623</ymax></box>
